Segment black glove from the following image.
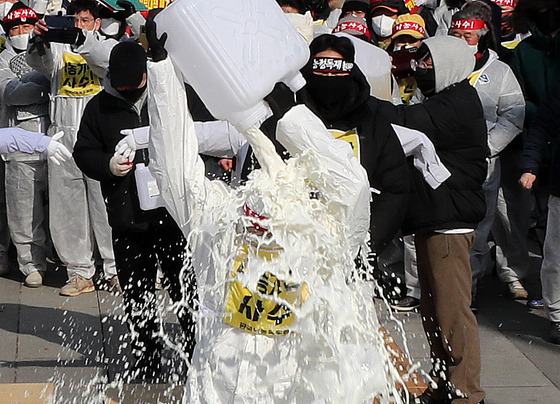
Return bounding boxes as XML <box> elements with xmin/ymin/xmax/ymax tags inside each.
<box><xmin>145</xmin><ymin>19</ymin><xmax>167</xmax><ymax>62</ymax></box>
<box><xmin>28</xmin><ymin>35</ymin><xmax>50</xmax><ymax>56</ymax></box>
<box><xmin>116</xmin><ymin>0</ymin><xmax>136</xmax><ymax>19</ymax></box>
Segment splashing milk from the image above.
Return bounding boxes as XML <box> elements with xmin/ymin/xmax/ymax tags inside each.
<box><xmin>144</xmin><ymin>59</ymin><xmax>407</xmax><ymax>403</ymax></box>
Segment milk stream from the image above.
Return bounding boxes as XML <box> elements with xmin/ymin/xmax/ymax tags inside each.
<box><xmin>45</xmin><ymin>124</ymin><xmax>416</xmax><ymax>403</ymax></box>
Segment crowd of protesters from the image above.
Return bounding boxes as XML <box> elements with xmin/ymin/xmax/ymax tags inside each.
<box><xmin>0</xmin><ymin>0</ymin><xmax>558</xmax><ymax>402</ymax></box>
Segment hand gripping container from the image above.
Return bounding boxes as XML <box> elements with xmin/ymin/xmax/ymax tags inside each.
<box><xmin>154</xmin><ymin>0</ymin><xmax>310</xmax><ymax>132</ymax></box>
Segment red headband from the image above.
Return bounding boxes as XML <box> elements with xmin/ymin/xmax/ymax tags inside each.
<box><xmin>491</xmin><ymin>0</ymin><xmax>517</xmax><ymax>7</ymax></box>
<box><xmin>393</xmin><ymin>21</ymin><xmax>426</xmax><ymax>37</ymax></box>
<box><xmin>243</xmin><ymin>203</ymin><xmax>269</xmax><ymax>232</ymax></box>
<box><xmin>333</xmin><ymin>20</ymin><xmax>372</xmax><ymax>39</ymax></box>
<box><xmin>451</xmin><ymin>19</ymin><xmax>486</xmax><ymax>31</ymax></box>
<box><xmin>3</xmin><ymin>7</ymin><xmax>38</xmax><ymax>24</ymax></box>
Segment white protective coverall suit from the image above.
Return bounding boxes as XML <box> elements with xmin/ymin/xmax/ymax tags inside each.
<box><xmin>0</xmin><ymin>39</ymin><xmax>50</xmax><ymax>277</ymax></box>
<box><xmin>147</xmin><ymin>58</ymin><xmax>401</xmax><ymax>404</ymax></box>
<box><xmin>468</xmin><ymin>49</ymin><xmax>526</xmax><ymax>288</ymax></box>
<box><xmin>26</xmin><ymin>31</ymin><xmax>116</xmax><ymax>279</ymax></box>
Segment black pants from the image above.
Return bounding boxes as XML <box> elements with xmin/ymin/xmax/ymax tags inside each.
<box><xmin>113</xmin><ymin>222</ymin><xmax>197</xmax><ymax>361</ymax></box>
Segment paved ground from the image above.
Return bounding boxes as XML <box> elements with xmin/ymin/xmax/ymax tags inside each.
<box><xmin>1</xmin><ymin>257</ymin><xmax>560</xmax><ymax>403</ymax></box>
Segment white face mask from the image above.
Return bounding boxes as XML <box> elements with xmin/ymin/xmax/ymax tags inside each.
<box><xmin>371</xmin><ymin>15</ymin><xmax>395</xmax><ymax>38</ymax></box>
<box><xmin>468</xmin><ymin>43</ymin><xmax>479</xmax><ymax>54</ymax></box>
<box><xmin>10</xmin><ymin>33</ymin><xmax>29</xmax><ymax>52</ymax></box>
<box><xmin>285</xmin><ymin>11</ymin><xmax>314</xmax><ymax>45</ymax></box>
<box><xmin>0</xmin><ymin>2</ymin><xmax>13</xmax><ymax>20</ymax></box>
<box><xmin>100</xmin><ymin>18</ymin><xmax>121</xmax><ymax>37</ymax></box>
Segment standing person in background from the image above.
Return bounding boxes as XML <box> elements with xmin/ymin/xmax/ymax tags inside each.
<box><xmin>0</xmin><ymin>2</ymin><xmax>51</xmax><ymax>287</ymax></box>
<box><xmin>0</xmin><ymin>0</ymin><xmax>18</xmax><ymax>278</ymax></box>
<box><xmin>449</xmin><ymin>2</ymin><xmax>525</xmax><ymax>308</ymax></box>
<box><xmin>519</xmin><ymin>79</ymin><xmax>560</xmax><ymax>345</ymax></box>
<box><xmin>491</xmin><ymin>0</ymin><xmax>529</xmax><ymax>50</ymax></box>
<box><xmin>298</xmin><ymin>34</ymin><xmax>409</xmax><ymax>260</ymax></box>
<box><xmin>372</xmin><ymin>36</ymin><xmax>487</xmax><ymax>404</ymax></box>
<box><xmin>388</xmin><ymin>12</ymin><xmax>427</xmax><ymax>105</ymax></box>
<box><xmin>495</xmin><ymin>0</ymin><xmax>560</xmax><ymax>303</ymax></box>
<box><xmin>277</xmin><ymin>0</ymin><xmax>315</xmax><ymax>44</ymax></box>
<box><xmin>26</xmin><ymin>0</ymin><xmax>118</xmax><ymax>296</ymax></box>
<box><xmin>73</xmin><ymin>42</ymin><xmax>197</xmax><ymax>380</ymax></box>
<box><xmin>368</xmin><ymin>0</ymin><xmax>407</xmax><ymax>49</ymax></box>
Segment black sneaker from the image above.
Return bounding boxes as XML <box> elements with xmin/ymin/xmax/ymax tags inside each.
<box><xmin>551</xmin><ymin>321</ymin><xmax>560</xmax><ymax>345</ymax></box>
<box><xmin>413</xmin><ymin>391</ymin><xmax>451</xmax><ymax>404</ymax></box>
<box><xmin>390</xmin><ymin>296</ymin><xmax>420</xmax><ymax>312</ymax></box>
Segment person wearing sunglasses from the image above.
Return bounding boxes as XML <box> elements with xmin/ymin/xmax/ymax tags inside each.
<box><xmin>372</xmin><ymin>35</ymin><xmax>487</xmax><ymax>404</ymax></box>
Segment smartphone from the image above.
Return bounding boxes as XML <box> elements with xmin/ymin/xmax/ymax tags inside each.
<box><xmin>44</xmin><ymin>15</ymin><xmax>75</xmax><ymax>29</ymax></box>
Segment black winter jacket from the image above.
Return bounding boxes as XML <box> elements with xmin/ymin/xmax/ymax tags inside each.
<box><xmin>73</xmin><ymin>90</ymin><xmax>174</xmax><ymax>233</ymax></box>
<box><xmin>299</xmin><ymin>64</ymin><xmax>409</xmax><ymax>254</ymax></box>
<box><xmin>520</xmin><ymin>79</ymin><xmax>560</xmax><ymax>198</ymax></box>
<box><xmin>371</xmin><ymin>79</ymin><xmax>488</xmax><ymax>235</ymax></box>
<box><xmin>324</xmin><ymin>100</ymin><xmax>409</xmax><ymax>254</ymax></box>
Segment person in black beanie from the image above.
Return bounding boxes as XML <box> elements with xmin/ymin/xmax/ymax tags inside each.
<box><xmin>73</xmin><ymin>41</ymin><xmax>198</xmax><ymax>381</ymax></box>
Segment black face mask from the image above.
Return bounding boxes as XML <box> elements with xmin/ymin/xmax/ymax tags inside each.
<box><xmin>501</xmin><ymin>12</ymin><xmax>515</xmax><ymax>40</ymax></box>
<box><xmin>304</xmin><ymin>74</ymin><xmax>362</xmax><ymax>122</ymax></box>
<box><xmin>533</xmin><ymin>7</ymin><xmax>560</xmax><ymax>36</ymax></box>
<box><xmin>117</xmin><ymin>85</ymin><xmax>146</xmax><ymax>104</ymax></box>
<box><xmin>414</xmin><ymin>67</ymin><xmax>436</xmax><ymax>97</ymax></box>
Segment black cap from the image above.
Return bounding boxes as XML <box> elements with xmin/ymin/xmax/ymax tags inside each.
<box><xmin>109</xmin><ymin>41</ymin><xmax>147</xmax><ymax>89</ymax></box>
<box><xmin>341</xmin><ymin>0</ymin><xmax>370</xmax><ymax>16</ymax></box>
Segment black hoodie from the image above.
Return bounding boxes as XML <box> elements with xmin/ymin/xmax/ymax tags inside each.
<box><xmin>299</xmin><ymin>61</ymin><xmax>409</xmax><ymax>254</ymax></box>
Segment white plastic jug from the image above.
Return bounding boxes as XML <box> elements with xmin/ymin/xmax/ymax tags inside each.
<box><xmin>134</xmin><ymin>163</ymin><xmax>165</xmax><ymax>211</ymax></box>
<box><xmin>154</xmin><ymin>0</ymin><xmax>310</xmax><ymax>131</ymax></box>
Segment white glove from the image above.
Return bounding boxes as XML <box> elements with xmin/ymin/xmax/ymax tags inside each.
<box><xmin>46</xmin><ymin>131</ymin><xmax>72</xmax><ymax>165</ymax></box>
<box><xmin>114</xmin><ymin>126</ymin><xmax>150</xmax><ymax>162</ymax></box>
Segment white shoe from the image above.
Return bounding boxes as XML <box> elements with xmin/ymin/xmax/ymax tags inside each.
<box><xmin>24</xmin><ymin>271</ymin><xmax>44</xmax><ymax>288</ymax></box>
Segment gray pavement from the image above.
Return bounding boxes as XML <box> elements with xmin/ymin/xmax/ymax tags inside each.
<box><xmin>1</xmin><ymin>259</ymin><xmax>560</xmax><ymax>403</ymax></box>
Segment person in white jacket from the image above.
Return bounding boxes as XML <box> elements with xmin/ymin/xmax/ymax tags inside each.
<box><xmin>0</xmin><ymin>126</ymin><xmax>70</xmax><ymax>281</ymax></box>
<box><xmin>146</xmin><ymin>56</ymin><xmax>401</xmax><ymax>403</ymax></box>
<box><xmin>0</xmin><ymin>2</ymin><xmax>51</xmax><ymax>287</ymax></box>
<box><xmin>449</xmin><ymin>4</ymin><xmax>526</xmax><ymax>303</ymax></box>
<box><xmin>26</xmin><ymin>0</ymin><xmax>117</xmax><ymax>296</ymax></box>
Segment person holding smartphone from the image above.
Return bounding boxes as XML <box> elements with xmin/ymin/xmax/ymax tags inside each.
<box><xmin>26</xmin><ymin>0</ymin><xmax>119</xmax><ymax>296</ymax></box>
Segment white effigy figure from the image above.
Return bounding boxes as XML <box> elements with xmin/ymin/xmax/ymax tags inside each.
<box><xmin>146</xmin><ymin>57</ymin><xmax>402</xmax><ymax>404</ymax></box>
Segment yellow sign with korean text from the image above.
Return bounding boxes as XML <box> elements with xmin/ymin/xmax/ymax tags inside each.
<box><xmin>223</xmin><ymin>245</ymin><xmax>309</xmax><ymax>336</ymax></box>
<box><xmin>59</xmin><ymin>52</ymin><xmax>101</xmax><ymax>97</ymax></box>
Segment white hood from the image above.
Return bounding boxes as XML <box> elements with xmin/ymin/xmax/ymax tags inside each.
<box><xmin>423</xmin><ymin>36</ymin><xmax>475</xmax><ymax>93</ymax></box>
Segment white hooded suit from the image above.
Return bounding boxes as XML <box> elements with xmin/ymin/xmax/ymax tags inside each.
<box><xmin>146</xmin><ymin>58</ymin><xmax>401</xmax><ymax>404</ymax></box>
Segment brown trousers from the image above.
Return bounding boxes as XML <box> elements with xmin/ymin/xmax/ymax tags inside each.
<box><xmin>415</xmin><ymin>232</ymin><xmax>485</xmax><ymax>404</ymax></box>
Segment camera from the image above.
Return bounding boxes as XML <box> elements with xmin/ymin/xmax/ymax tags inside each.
<box><xmin>390</xmin><ymin>47</ymin><xmax>418</xmax><ymax>80</ymax></box>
